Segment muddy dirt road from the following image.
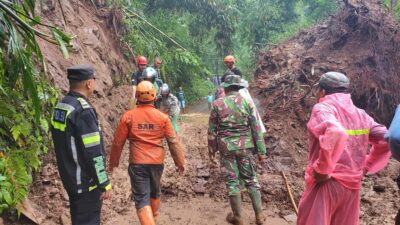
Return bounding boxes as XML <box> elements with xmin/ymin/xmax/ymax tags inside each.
<box><xmin>100</xmin><ymin>100</ymin><xmax>291</xmax><ymax>225</ymax></box>
<box><xmin>7</xmin><ymin>100</ymin><xmax>292</xmax><ymax>225</ymax></box>
<box><xmin>8</xmin><ymin>98</ymin><xmax>399</xmax><ymax>225</ymax></box>
<box><xmin>104</xmin><ymin>100</ymin><xmax>399</xmax><ymax>225</ymax></box>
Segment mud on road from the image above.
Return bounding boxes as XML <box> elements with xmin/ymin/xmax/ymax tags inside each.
<box><xmin>5</xmin><ymin>101</ymin><xmax>290</xmax><ymax>225</ymax></box>
<box><xmin>5</xmin><ymin>0</ymin><xmax>399</xmax><ymax>224</ymax></box>
<box><xmin>5</xmin><ymin>101</ymin><xmax>399</xmax><ymax>225</ymax></box>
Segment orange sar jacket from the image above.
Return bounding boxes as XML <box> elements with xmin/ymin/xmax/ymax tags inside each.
<box><xmin>109</xmin><ymin>104</ymin><xmax>185</xmax><ymax>169</ymax></box>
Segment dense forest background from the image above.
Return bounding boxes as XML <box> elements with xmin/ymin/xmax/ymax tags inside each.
<box><xmin>118</xmin><ymin>0</ymin><xmax>339</xmax><ymax>101</ymax></box>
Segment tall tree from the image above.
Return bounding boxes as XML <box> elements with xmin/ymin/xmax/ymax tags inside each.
<box><xmin>147</xmin><ymin>0</ymin><xmax>235</xmax><ymax>55</ymax></box>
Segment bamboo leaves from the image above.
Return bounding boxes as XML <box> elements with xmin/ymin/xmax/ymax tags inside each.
<box><xmin>51</xmin><ymin>28</ymin><xmax>71</xmax><ymax>59</ymax></box>
<box><xmin>0</xmin><ymin>0</ymin><xmax>71</xmax><ymax>121</ymax></box>
<box><xmin>0</xmin><ymin>0</ymin><xmax>71</xmax><ymax>213</ymax></box>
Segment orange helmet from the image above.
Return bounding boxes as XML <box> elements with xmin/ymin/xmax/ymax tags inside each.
<box><xmin>137</xmin><ymin>56</ymin><xmax>148</xmax><ymax>65</ymax></box>
<box><xmin>223</xmin><ymin>55</ymin><xmax>235</xmax><ymax>63</ymax></box>
<box><xmin>136</xmin><ymin>81</ymin><xmax>156</xmax><ymax>102</ymax></box>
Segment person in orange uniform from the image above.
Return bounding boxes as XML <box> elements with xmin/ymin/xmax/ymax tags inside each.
<box><xmin>222</xmin><ymin>55</ymin><xmax>241</xmax><ymax>82</ymax></box>
<box><xmin>109</xmin><ymin>81</ymin><xmax>185</xmax><ymax>225</ymax></box>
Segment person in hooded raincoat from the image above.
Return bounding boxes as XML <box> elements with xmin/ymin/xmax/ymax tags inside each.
<box><xmin>239</xmin><ymin>79</ymin><xmax>266</xmax><ymax>134</ymax></box>
<box><xmin>297</xmin><ymin>71</ymin><xmax>391</xmax><ymax>225</ymax></box>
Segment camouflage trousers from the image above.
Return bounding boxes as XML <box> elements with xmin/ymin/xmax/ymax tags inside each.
<box><xmin>220</xmin><ymin>149</ymin><xmax>261</xmax><ymax>196</ymax></box>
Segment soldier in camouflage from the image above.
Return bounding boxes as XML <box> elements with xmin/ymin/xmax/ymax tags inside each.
<box><xmin>160</xmin><ymin>84</ymin><xmax>180</xmax><ymax>133</ymax></box>
<box><xmin>208</xmin><ymin>75</ymin><xmax>267</xmax><ymax>225</ymax></box>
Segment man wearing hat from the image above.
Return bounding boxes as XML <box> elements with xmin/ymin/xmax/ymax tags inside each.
<box><xmin>208</xmin><ymin>75</ymin><xmax>267</xmax><ymax>225</ymax></box>
<box><xmin>222</xmin><ymin>55</ymin><xmax>242</xmax><ymax>83</ymax></box>
<box><xmin>51</xmin><ymin>64</ymin><xmax>112</xmax><ymax>225</ymax></box>
<box><xmin>297</xmin><ymin>72</ymin><xmax>390</xmax><ymax>225</ymax></box>
<box><xmin>130</xmin><ymin>56</ymin><xmax>148</xmax><ymax>108</ymax></box>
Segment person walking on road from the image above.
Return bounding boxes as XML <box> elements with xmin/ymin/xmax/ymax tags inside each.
<box><xmin>142</xmin><ymin>67</ymin><xmax>160</xmax><ymax>88</ymax></box>
<box><xmin>177</xmin><ymin>86</ymin><xmax>186</xmax><ymax>114</ymax></box>
<box><xmin>51</xmin><ymin>64</ymin><xmax>112</xmax><ymax>225</ymax></box>
<box><xmin>207</xmin><ymin>92</ymin><xmax>213</xmax><ymax>111</ymax></box>
<box><xmin>208</xmin><ymin>75</ymin><xmax>267</xmax><ymax>225</ymax></box>
<box><xmin>130</xmin><ymin>55</ymin><xmax>148</xmax><ymax>108</ymax></box>
<box><xmin>222</xmin><ymin>55</ymin><xmax>241</xmax><ymax>82</ymax></box>
<box><xmin>151</xmin><ymin>57</ymin><xmax>164</xmax><ymax>99</ymax></box>
<box><xmin>297</xmin><ymin>72</ymin><xmax>391</xmax><ymax>225</ymax></box>
<box><xmin>151</xmin><ymin>57</ymin><xmax>163</xmax><ymax>82</ymax></box>
<box><xmin>160</xmin><ymin>84</ymin><xmax>181</xmax><ymax>133</ymax></box>
<box><xmin>109</xmin><ymin>81</ymin><xmax>185</xmax><ymax>225</ymax></box>
<box><xmin>141</xmin><ymin>67</ymin><xmax>163</xmax><ymax>109</ymax></box>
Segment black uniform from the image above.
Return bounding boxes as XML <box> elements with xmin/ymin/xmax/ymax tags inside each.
<box><xmin>51</xmin><ymin>90</ymin><xmax>110</xmax><ymax>225</ymax></box>
<box><xmin>222</xmin><ymin>67</ymin><xmax>242</xmax><ymax>83</ymax></box>
<box><xmin>132</xmin><ymin>70</ymin><xmax>143</xmax><ymax>85</ymax></box>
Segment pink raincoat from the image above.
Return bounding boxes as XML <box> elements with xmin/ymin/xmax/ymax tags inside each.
<box><xmin>297</xmin><ymin>93</ymin><xmax>390</xmax><ymax>225</ymax></box>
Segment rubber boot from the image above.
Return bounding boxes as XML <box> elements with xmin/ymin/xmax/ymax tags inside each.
<box><xmin>249</xmin><ymin>189</ymin><xmax>265</xmax><ymax>225</ymax></box>
<box><xmin>137</xmin><ymin>205</ymin><xmax>156</xmax><ymax>225</ymax></box>
<box><xmin>226</xmin><ymin>195</ymin><xmax>244</xmax><ymax>225</ymax></box>
<box><xmin>150</xmin><ymin>198</ymin><xmax>161</xmax><ymax>218</ymax></box>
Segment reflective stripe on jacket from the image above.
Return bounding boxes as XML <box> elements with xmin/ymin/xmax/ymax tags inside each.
<box><xmin>51</xmin><ymin>91</ymin><xmax>111</xmax><ymax>194</ymax></box>
<box><xmin>306</xmin><ymin>93</ymin><xmax>390</xmax><ymax>190</ymax></box>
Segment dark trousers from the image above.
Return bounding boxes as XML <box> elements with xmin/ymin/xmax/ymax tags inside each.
<box><xmin>68</xmin><ymin>189</ymin><xmax>102</xmax><ymax>225</ymax></box>
<box><xmin>128</xmin><ymin>164</ymin><xmax>164</xmax><ymax>209</ymax></box>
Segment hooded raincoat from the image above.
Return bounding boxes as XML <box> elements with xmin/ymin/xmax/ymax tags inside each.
<box><xmin>297</xmin><ymin>93</ymin><xmax>390</xmax><ymax>225</ymax></box>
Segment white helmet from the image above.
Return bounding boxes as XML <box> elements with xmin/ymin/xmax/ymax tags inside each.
<box><xmin>160</xmin><ymin>83</ymin><xmax>170</xmax><ymax>95</ymax></box>
<box><xmin>142</xmin><ymin>67</ymin><xmax>157</xmax><ymax>83</ymax></box>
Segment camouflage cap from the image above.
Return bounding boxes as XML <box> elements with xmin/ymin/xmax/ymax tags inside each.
<box><xmin>240</xmin><ymin>79</ymin><xmax>249</xmax><ymax>88</ymax></box>
<box><xmin>317</xmin><ymin>71</ymin><xmax>350</xmax><ymax>89</ymax></box>
<box><xmin>222</xmin><ymin>75</ymin><xmax>245</xmax><ymax>88</ymax></box>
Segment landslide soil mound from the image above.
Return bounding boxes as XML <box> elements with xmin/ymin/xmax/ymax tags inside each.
<box><xmin>252</xmin><ymin>0</ymin><xmax>400</xmax><ymax>224</ymax></box>
<box><xmin>5</xmin><ymin>0</ymin><xmax>400</xmax><ymax>224</ymax></box>
<box><xmin>37</xmin><ymin>0</ymin><xmax>133</xmax><ymax>144</ymax></box>
<box><xmin>4</xmin><ymin>1</ymin><xmax>293</xmax><ymax>224</ymax></box>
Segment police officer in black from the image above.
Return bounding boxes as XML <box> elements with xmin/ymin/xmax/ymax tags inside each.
<box><xmin>51</xmin><ymin>64</ymin><xmax>112</xmax><ymax>225</ymax></box>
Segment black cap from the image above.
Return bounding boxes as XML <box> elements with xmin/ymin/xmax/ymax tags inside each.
<box><xmin>67</xmin><ymin>64</ymin><xmax>95</xmax><ymax>81</ymax></box>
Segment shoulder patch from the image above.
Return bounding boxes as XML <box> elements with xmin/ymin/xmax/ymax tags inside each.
<box><xmin>51</xmin><ymin>102</ymin><xmax>76</xmax><ymax>131</ymax></box>
<box><xmin>53</xmin><ymin>102</ymin><xmax>76</xmax><ymax>123</ymax></box>
<box><xmin>53</xmin><ymin>108</ymin><xmax>68</xmax><ymax>123</ymax></box>
<box><xmin>77</xmin><ymin>97</ymin><xmax>91</xmax><ymax>109</ymax></box>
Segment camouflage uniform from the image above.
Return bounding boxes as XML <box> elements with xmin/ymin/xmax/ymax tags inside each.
<box><xmin>160</xmin><ymin>93</ymin><xmax>180</xmax><ymax>133</ymax></box>
<box><xmin>208</xmin><ymin>88</ymin><xmax>266</xmax><ymax>196</ymax></box>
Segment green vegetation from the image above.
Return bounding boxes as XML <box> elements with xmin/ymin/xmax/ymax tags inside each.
<box><xmin>0</xmin><ymin>0</ymin><xmax>70</xmax><ymax>213</ymax></box>
<box><xmin>383</xmin><ymin>0</ymin><xmax>400</xmax><ymax>18</ymax></box>
<box><xmin>0</xmin><ymin>0</ymin><xmax>340</xmax><ymax>213</ymax></box>
<box><xmin>110</xmin><ymin>0</ymin><xmax>340</xmax><ymax>102</ymax></box>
